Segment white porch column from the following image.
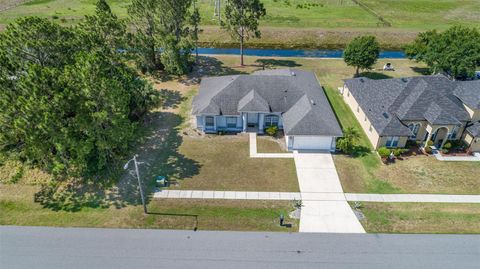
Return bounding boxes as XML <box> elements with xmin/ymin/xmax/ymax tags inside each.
<box><xmin>258</xmin><ymin>113</ymin><xmax>265</xmax><ymax>134</ymax></box>
<box><xmin>242</xmin><ymin>113</ymin><xmax>247</xmax><ymax>132</ymax></box>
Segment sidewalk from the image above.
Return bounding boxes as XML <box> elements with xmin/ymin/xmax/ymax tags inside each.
<box><xmin>154</xmin><ymin>190</ymin><xmax>480</xmax><ymax>203</ymax></box>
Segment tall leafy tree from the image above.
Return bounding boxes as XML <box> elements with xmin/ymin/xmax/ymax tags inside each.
<box><xmin>405</xmin><ymin>26</ymin><xmax>480</xmax><ymax>80</ymax></box>
<box><xmin>79</xmin><ymin>0</ymin><xmax>127</xmax><ymax>56</ymax></box>
<box><xmin>343</xmin><ymin>35</ymin><xmax>380</xmax><ymax>76</ymax></box>
<box><xmin>128</xmin><ymin>0</ymin><xmax>161</xmax><ymax>72</ymax></box>
<box><xmin>0</xmin><ymin>14</ymin><xmax>159</xmax><ymax>179</ymax></box>
<box><xmin>158</xmin><ymin>0</ymin><xmax>198</xmax><ymax>75</ymax></box>
<box><xmin>128</xmin><ymin>0</ymin><xmax>199</xmax><ymax>75</ymax></box>
<box><xmin>222</xmin><ymin>0</ymin><xmax>266</xmax><ymax>66</ymax></box>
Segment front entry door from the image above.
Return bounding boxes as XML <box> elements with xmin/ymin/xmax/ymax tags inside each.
<box><xmin>247</xmin><ymin>113</ymin><xmax>258</xmax><ymax>128</ymax></box>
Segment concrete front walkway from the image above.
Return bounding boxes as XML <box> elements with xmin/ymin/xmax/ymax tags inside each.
<box><xmin>433</xmin><ymin>152</ymin><xmax>480</xmax><ymax>162</ymax></box>
<box><xmin>293</xmin><ymin>151</ymin><xmax>365</xmax><ymax>233</ymax></box>
<box><xmin>154</xmin><ymin>190</ymin><xmax>480</xmax><ymax>203</ymax></box>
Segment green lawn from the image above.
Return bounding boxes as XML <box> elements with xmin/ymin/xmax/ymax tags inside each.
<box><xmin>0</xmin><ymin>183</ymin><xmax>297</xmax><ymax>231</ymax></box>
<box><xmin>355</xmin><ymin>202</ymin><xmax>480</xmax><ymax>234</ymax></box>
<box><xmin>168</xmin><ymin>135</ymin><xmax>299</xmax><ymax>192</ymax></box>
<box><xmin>1</xmin><ymin>0</ymin><xmax>479</xmax><ymax>49</ymax></box>
<box><xmin>256</xmin><ymin>135</ymin><xmax>287</xmax><ymax>153</ymax></box>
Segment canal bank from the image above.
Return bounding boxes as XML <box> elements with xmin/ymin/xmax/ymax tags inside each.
<box><xmin>197</xmin><ymin>47</ymin><xmax>406</xmax><ymax>59</ymax></box>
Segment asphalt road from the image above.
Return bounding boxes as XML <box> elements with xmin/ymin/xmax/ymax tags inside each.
<box><xmin>1</xmin><ymin>226</ymin><xmax>479</xmax><ymax>269</ymax></box>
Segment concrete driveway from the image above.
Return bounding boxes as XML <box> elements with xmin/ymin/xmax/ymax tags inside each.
<box><xmin>293</xmin><ymin>151</ymin><xmax>365</xmax><ymax>233</ymax></box>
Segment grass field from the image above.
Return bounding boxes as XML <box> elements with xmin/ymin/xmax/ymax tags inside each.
<box><xmin>1</xmin><ymin>0</ymin><xmax>479</xmax><ymax>49</ymax></box>
<box><xmin>356</xmin><ymin>202</ymin><xmax>480</xmax><ymax>234</ymax></box>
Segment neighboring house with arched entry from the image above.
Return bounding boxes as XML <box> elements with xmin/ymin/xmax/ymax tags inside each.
<box><xmin>341</xmin><ymin>75</ymin><xmax>480</xmax><ymax>152</ymax></box>
<box><xmin>192</xmin><ymin>69</ymin><xmax>343</xmax><ymax>152</ymax></box>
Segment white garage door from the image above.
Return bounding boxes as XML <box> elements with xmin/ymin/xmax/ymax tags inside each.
<box><xmin>292</xmin><ymin>136</ymin><xmax>333</xmax><ymax>150</ymax></box>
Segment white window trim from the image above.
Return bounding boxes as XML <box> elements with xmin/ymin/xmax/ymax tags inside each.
<box><xmin>205</xmin><ymin>116</ymin><xmax>215</xmax><ymax>128</ymax></box>
<box><xmin>386</xmin><ymin>136</ymin><xmax>399</xmax><ymax>148</ymax></box>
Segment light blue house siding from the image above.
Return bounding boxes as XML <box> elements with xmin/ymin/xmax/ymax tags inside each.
<box><xmin>196</xmin><ymin>112</ymin><xmax>283</xmax><ymax>134</ymax></box>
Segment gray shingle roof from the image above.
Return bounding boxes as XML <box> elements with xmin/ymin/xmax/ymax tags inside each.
<box><xmin>454</xmin><ymin>80</ymin><xmax>480</xmax><ymax>109</ymax></box>
<box><xmin>344</xmin><ymin>75</ymin><xmax>473</xmax><ymax>136</ymax></box>
<box><xmin>237</xmin><ymin>90</ymin><xmax>270</xmax><ymax>112</ymax></box>
<box><xmin>466</xmin><ymin>122</ymin><xmax>480</xmax><ymax>137</ymax></box>
<box><xmin>192</xmin><ymin>69</ymin><xmax>343</xmax><ymax>137</ymax></box>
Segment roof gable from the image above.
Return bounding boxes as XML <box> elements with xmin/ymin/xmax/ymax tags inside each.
<box><xmin>238</xmin><ymin>90</ymin><xmax>270</xmax><ymax>112</ymax></box>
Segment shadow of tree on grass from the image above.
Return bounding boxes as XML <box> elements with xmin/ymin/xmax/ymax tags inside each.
<box><xmin>410</xmin><ymin>66</ymin><xmax>431</xmax><ymax>75</ymax></box>
<box><xmin>255</xmin><ymin>58</ymin><xmax>302</xmax><ymax>68</ymax></box>
<box><xmin>34</xmin><ymin>111</ymin><xmax>200</xmax><ymax>211</ymax></box>
<box><xmin>357</xmin><ymin>71</ymin><xmax>393</xmax><ymax>80</ymax></box>
<box><xmin>159</xmin><ymin>89</ymin><xmax>185</xmax><ymax>110</ymax></box>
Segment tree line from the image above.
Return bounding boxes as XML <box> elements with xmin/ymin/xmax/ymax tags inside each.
<box><xmin>343</xmin><ymin>25</ymin><xmax>480</xmax><ymax>80</ymax></box>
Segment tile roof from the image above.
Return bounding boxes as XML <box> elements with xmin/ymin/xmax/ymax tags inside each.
<box><xmin>344</xmin><ymin>75</ymin><xmax>474</xmax><ymax>136</ymax></box>
<box><xmin>192</xmin><ymin>69</ymin><xmax>343</xmax><ymax>137</ymax></box>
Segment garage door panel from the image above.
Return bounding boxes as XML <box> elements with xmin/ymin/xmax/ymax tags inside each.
<box><xmin>293</xmin><ymin>136</ymin><xmax>332</xmax><ymax>150</ymax></box>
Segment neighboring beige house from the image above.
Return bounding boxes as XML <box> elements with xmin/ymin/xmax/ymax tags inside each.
<box><xmin>341</xmin><ymin>75</ymin><xmax>480</xmax><ymax>152</ymax></box>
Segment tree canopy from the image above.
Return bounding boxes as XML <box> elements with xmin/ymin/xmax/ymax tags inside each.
<box><xmin>128</xmin><ymin>0</ymin><xmax>199</xmax><ymax>75</ymax></box>
<box><xmin>222</xmin><ymin>0</ymin><xmax>266</xmax><ymax>66</ymax></box>
<box><xmin>0</xmin><ymin>3</ymin><xmax>159</xmax><ymax>180</ymax></box>
<box><xmin>405</xmin><ymin>26</ymin><xmax>480</xmax><ymax>80</ymax></box>
<box><xmin>343</xmin><ymin>35</ymin><xmax>380</xmax><ymax>76</ymax></box>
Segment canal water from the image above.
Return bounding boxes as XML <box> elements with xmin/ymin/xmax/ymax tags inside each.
<box><xmin>197</xmin><ymin>47</ymin><xmax>406</xmax><ymax>59</ymax></box>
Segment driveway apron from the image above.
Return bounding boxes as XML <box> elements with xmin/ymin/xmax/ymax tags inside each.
<box><xmin>293</xmin><ymin>151</ymin><xmax>365</xmax><ymax>233</ymax></box>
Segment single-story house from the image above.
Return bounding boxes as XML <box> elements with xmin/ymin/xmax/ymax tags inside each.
<box><xmin>192</xmin><ymin>69</ymin><xmax>343</xmax><ymax>152</ymax></box>
<box><xmin>341</xmin><ymin>75</ymin><xmax>480</xmax><ymax>152</ymax></box>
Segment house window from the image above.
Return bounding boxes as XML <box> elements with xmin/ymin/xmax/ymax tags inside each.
<box><xmin>226</xmin><ymin>117</ymin><xmax>237</xmax><ymax>128</ymax></box>
<box><xmin>386</xmin><ymin>136</ymin><xmax>399</xmax><ymax>148</ymax></box>
<box><xmin>264</xmin><ymin>115</ymin><xmax>279</xmax><ymax>127</ymax></box>
<box><xmin>369</xmin><ymin>125</ymin><xmax>373</xmax><ymax>132</ymax></box>
<box><xmin>357</xmin><ymin>106</ymin><xmax>360</xmax><ymax>113</ymax></box>
<box><xmin>205</xmin><ymin>116</ymin><xmax>214</xmax><ymax>128</ymax></box>
<box><xmin>364</xmin><ymin>116</ymin><xmax>367</xmax><ymax>122</ymax></box>
<box><xmin>408</xmin><ymin>123</ymin><xmax>420</xmax><ymax>140</ymax></box>
<box><xmin>449</xmin><ymin>126</ymin><xmax>459</xmax><ymax>139</ymax></box>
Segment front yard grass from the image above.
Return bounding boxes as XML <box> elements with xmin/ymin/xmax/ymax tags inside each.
<box><xmin>355</xmin><ymin>202</ymin><xmax>480</xmax><ymax>234</ymax></box>
<box><xmin>169</xmin><ymin>135</ymin><xmax>299</xmax><ymax>192</ymax></box>
<box><xmin>256</xmin><ymin>135</ymin><xmax>286</xmax><ymax>153</ymax></box>
<box><xmin>0</xmin><ymin>183</ymin><xmax>297</xmax><ymax>231</ymax></box>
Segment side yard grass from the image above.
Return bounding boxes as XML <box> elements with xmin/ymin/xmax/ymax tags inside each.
<box><xmin>355</xmin><ymin>202</ymin><xmax>480</xmax><ymax>234</ymax></box>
